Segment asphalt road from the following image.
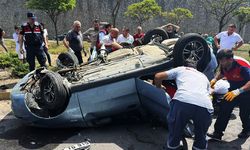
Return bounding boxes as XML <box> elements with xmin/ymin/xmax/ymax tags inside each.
<box><xmin>0</xmin><ymin>100</ymin><xmax>249</xmax><ymax>150</ymax></box>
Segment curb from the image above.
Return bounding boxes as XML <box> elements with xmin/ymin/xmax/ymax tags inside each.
<box><xmin>0</xmin><ymin>89</ymin><xmax>11</xmax><ymax>100</ymax></box>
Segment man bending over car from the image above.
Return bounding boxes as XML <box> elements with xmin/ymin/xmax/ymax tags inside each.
<box><xmin>154</xmin><ymin>63</ymin><xmax>213</xmax><ymax>150</ymax></box>
<box><xmin>100</xmin><ymin>28</ymin><xmax>123</xmax><ymax>53</ymax></box>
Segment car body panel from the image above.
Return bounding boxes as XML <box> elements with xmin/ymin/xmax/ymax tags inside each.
<box><xmin>78</xmin><ymin>78</ymin><xmax>140</xmax><ymax>122</ymax></box>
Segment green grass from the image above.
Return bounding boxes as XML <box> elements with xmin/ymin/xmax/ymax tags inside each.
<box><xmin>235</xmin><ymin>44</ymin><xmax>250</xmax><ymax>62</ymax></box>
<box><xmin>0</xmin><ymin>39</ymin><xmax>91</xmax><ymax>55</ymax></box>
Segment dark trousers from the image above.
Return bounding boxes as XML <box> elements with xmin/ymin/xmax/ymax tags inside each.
<box><xmin>43</xmin><ymin>46</ymin><xmax>51</xmax><ymax>66</ymax></box>
<box><xmin>74</xmin><ymin>51</ymin><xmax>83</xmax><ymax>64</ymax></box>
<box><xmin>167</xmin><ymin>100</ymin><xmax>212</xmax><ymax>150</ymax></box>
<box><xmin>26</xmin><ymin>46</ymin><xmax>46</xmax><ymax>71</ymax></box>
<box><xmin>214</xmin><ymin>92</ymin><xmax>250</xmax><ymax>135</ymax></box>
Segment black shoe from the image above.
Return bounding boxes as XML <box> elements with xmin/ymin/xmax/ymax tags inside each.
<box><xmin>238</xmin><ymin>131</ymin><xmax>250</xmax><ymax>139</ymax></box>
<box><xmin>207</xmin><ymin>132</ymin><xmax>222</xmax><ymax>141</ymax></box>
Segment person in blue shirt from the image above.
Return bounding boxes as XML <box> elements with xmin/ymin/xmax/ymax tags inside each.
<box><xmin>209</xmin><ymin>50</ymin><xmax>250</xmax><ymax>140</ymax></box>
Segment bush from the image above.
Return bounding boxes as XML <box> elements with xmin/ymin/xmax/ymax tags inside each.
<box><xmin>0</xmin><ymin>52</ymin><xmax>29</xmax><ymax>78</ymax></box>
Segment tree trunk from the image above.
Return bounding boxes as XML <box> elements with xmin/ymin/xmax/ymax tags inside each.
<box><xmin>53</xmin><ymin>20</ymin><xmax>59</xmax><ymax>46</ymax></box>
<box><xmin>218</xmin><ymin>19</ymin><xmax>224</xmax><ymax>32</ymax></box>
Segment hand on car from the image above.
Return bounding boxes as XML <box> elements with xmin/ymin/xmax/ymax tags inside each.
<box><xmin>224</xmin><ymin>89</ymin><xmax>243</xmax><ymax>101</ymax></box>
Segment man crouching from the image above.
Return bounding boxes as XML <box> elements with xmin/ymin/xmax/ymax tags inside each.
<box><xmin>154</xmin><ymin>63</ymin><xmax>213</xmax><ymax>150</ymax></box>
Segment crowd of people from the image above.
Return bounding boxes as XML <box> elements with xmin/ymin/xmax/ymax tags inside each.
<box><xmin>0</xmin><ymin>12</ymin><xmax>249</xmax><ymax>150</ymax></box>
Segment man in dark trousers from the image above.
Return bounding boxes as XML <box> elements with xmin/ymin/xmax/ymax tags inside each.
<box><xmin>19</xmin><ymin>12</ymin><xmax>47</xmax><ymax>71</ymax></box>
<box><xmin>154</xmin><ymin>64</ymin><xmax>213</xmax><ymax>150</ymax></box>
<box><xmin>209</xmin><ymin>50</ymin><xmax>250</xmax><ymax>140</ymax></box>
<box><xmin>63</xmin><ymin>20</ymin><xmax>84</xmax><ymax>64</ymax></box>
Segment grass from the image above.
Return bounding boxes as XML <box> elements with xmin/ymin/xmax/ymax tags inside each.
<box><xmin>235</xmin><ymin>44</ymin><xmax>250</xmax><ymax>62</ymax></box>
<box><xmin>0</xmin><ymin>39</ymin><xmax>91</xmax><ymax>55</ymax></box>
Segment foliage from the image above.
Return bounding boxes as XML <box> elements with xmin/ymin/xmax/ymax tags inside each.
<box><xmin>26</xmin><ymin>0</ymin><xmax>76</xmax><ymax>45</ymax></box>
<box><xmin>124</xmin><ymin>0</ymin><xmax>162</xmax><ymax>26</ymax></box>
<box><xmin>0</xmin><ymin>52</ymin><xmax>29</xmax><ymax>78</ymax></box>
<box><xmin>164</xmin><ymin>8</ymin><xmax>193</xmax><ymax>25</ymax></box>
<box><xmin>234</xmin><ymin>7</ymin><xmax>250</xmax><ymax>33</ymax></box>
<box><xmin>199</xmin><ymin>0</ymin><xmax>248</xmax><ymax>32</ymax></box>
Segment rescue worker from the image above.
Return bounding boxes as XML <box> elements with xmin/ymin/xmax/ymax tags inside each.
<box><xmin>63</xmin><ymin>21</ymin><xmax>84</xmax><ymax>64</ymax></box>
<box><xmin>214</xmin><ymin>24</ymin><xmax>243</xmax><ymax>53</ymax></box>
<box><xmin>19</xmin><ymin>12</ymin><xmax>47</xmax><ymax>71</ymax></box>
<box><xmin>208</xmin><ymin>50</ymin><xmax>250</xmax><ymax>140</ymax></box>
<box><xmin>154</xmin><ymin>63</ymin><xmax>213</xmax><ymax>150</ymax></box>
<box><xmin>96</xmin><ymin>23</ymin><xmax>112</xmax><ymax>50</ymax></box>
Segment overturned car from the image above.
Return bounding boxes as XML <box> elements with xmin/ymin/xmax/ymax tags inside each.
<box><xmin>11</xmin><ymin>33</ymin><xmax>212</xmax><ymax>128</ymax></box>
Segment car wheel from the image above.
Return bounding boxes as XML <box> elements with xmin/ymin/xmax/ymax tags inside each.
<box><xmin>173</xmin><ymin>33</ymin><xmax>210</xmax><ymax>72</ymax></box>
<box><xmin>40</xmin><ymin>72</ymin><xmax>69</xmax><ymax>111</ymax></box>
<box><xmin>143</xmin><ymin>28</ymin><xmax>169</xmax><ymax>45</ymax></box>
<box><xmin>57</xmin><ymin>52</ymin><xmax>79</xmax><ymax>68</ymax></box>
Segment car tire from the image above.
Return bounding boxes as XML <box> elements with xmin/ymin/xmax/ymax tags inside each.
<box><xmin>173</xmin><ymin>33</ymin><xmax>210</xmax><ymax>72</ymax></box>
<box><xmin>143</xmin><ymin>28</ymin><xmax>169</xmax><ymax>45</ymax></box>
<box><xmin>57</xmin><ymin>52</ymin><xmax>79</xmax><ymax>68</ymax></box>
<box><xmin>40</xmin><ymin>72</ymin><xmax>69</xmax><ymax>111</ymax></box>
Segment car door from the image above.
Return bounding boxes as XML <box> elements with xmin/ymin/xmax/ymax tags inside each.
<box><xmin>136</xmin><ymin>78</ymin><xmax>171</xmax><ymax>122</ymax></box>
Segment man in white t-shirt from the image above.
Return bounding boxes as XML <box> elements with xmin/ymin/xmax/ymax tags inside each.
<box><xmin>117</xmin><ymin>27</ymin><xmax>134</xmax><ymax>45</ymax></box>
<box><xmin>154</xmin><ymin>64</ymin><xmax>213</xmax><ymax>150</ymax></box>
<box><xmin>13</xmin><ymin>25</ymin><xmax>26</xmax><ymax>62</ymax></box>
<box><xmin>214</xmin><ymin>24</ymin><xmax>243</xmax><ymax>53</ymax></box>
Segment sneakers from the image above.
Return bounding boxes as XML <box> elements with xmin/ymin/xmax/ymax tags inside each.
<box><xmin>238</xmin><ymin>131</ymin><xmax>250</xmax><ymax>139</ymax></box>
<box><xmin>207</xmin><ymin>132</ymin><xmax>222</xmax><ymax>141</ymax></box>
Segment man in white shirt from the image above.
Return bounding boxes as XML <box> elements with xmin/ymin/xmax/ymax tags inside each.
<box><xmin>101</xmin><ymin>28</ymin><xmax>122</xmax><ymax>53</ymax></box>
<box><xmin>214</xmin><ymin>24</ymin><xmax>243</xmax><ymax>53</ymax></box>
<box><xmin>13</xmin><ymin>25</ymin><xmax>25</xmax><ymax>62</ymax></box>
<box><xmin>117</xmin><ymin>27</ymin><xmax>134</xmax><ymax>45</ymax></box>
<box><xmin>154</xmin><ymin>64</ymin><xmax>213</xmax><ymax>150</ymax></box>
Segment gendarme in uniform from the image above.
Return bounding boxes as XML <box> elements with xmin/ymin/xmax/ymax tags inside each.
<box><xmin>20</xmin><ymin>13</ymin><xmax>46</xmax><ymax>71</ymax></box>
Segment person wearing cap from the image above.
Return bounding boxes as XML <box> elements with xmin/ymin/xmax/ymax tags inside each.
<box><xmin>0</xmin><ymin>27</ymin><xmax>8</xmax><ymax>52</ymax></box>
<box><xmin>63</xmin><ymin>20</ymin><xmax>85</xmax><ymax>64</ymax></box>
<box><xmin>83</xmin><ymin>19</ymin><xmax>100</xmax><ymax>56</ymax></box>
<box><xmin>154</xmin><ymin>63</ymin><xmax>213</xmax><ymax>150</ymax></box>
<box><xmin>161</xmin><ymin>23</ymin><xmax>180</xmax><ymax>39</ymax></box>
<box><xmin>19</xmin><ymin>12</ymin><xmax>47</xmax><ymax>71</ymax></box>
<box><xmin>214</xmin><ymin>24</ymin><xmax>244</xmax><ymax>53</ymax></box>
<box><xmin>208</xmin><ymin>50</ymin><xmax>250</xmax><ymax>140</ymax></box>
<box><xmin>133</xmin><ymin>26</ymin><xmax>145</xmax><ymax>46</ymax></box>
<box><xmin>117</xmin><ymin>27</ymin><xmax>134</xmax><ymax>45</ymax></box>
<box><xmin>13</xmin><ymin>25</ymin><xmax>26</xmax><ymax>63</ymax></box>
<box><xmin>100</xmin><ymin>28</ymin><xmax>122</xmax><ymax>53</ymax></box>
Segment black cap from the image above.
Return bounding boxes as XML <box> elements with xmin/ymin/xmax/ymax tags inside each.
<box><xmin>27</xmin><ymin>12</ymin><xmax>36</xmax><ymax>18</ymax></box>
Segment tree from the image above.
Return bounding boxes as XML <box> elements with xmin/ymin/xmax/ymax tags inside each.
<box><xmin>199</xmin><ymin>0</ymin><xmax>247</xmax><ymax>32</ymax></box>
<box><xmin>124</xmin><ymin>0</ymin><xmax>162</xmax><ymax>26</ymax></box>
<box><xmin>111</xmin><ymin>0</ymin><xmax>123</xmax><ymax>27</ymax></box>
<box><xmin>234</xmin><ymin>7</ymin><xmax>250</xmax><ymax>33</ymax></box>
<box><xmin>164</xmin><ymin>8</ymin><xmax>193</xmax><ymax>25</ymax></box>
<box><xmin>26</xmin><ymin>0</ymin><xmax>76</xmax><ymax>45</ymax></box>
